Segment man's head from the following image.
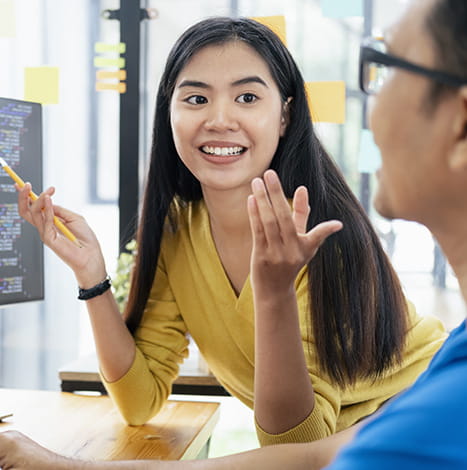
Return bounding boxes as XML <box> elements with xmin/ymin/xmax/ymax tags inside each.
<box><xmin>425</xmin><ymin>0</ymin><xmax>467</xmax><ymax>108</ymax></box>
<box><xmin>363</xmin><ymin>0</ymin><xmax>467</xmax><ymax>232</ymax></box>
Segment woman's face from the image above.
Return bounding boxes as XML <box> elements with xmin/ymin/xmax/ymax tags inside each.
<box><xmin>170</xmin><ymin>41</ymin><xmax>288</xmax><ymax>199</ymax></box>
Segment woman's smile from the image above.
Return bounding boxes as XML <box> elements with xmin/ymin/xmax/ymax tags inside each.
<box><xmin>200</xmin><ymin>145</ymin><xmax>246</xmax><ymax>157</ymax></box>
<box><xmin>198</xmin><ymin>141</ymin><xmax>248</xmax><ymax>165</ymax></box>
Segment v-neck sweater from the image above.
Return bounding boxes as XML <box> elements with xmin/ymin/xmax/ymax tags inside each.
<box><xmin>103</xmin><ymin>200</ymin><xmax>447</xmax><ymax>445</ymax></box>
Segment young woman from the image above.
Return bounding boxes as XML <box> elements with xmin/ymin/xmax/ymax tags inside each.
<box><xmin>16</xmin><ymin>16</ymin><xmax>445</xmax><ymax>445</ymax></box>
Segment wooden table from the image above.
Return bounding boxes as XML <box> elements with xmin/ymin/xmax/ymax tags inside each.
<box><xmin>59</xmin><ymin>354</ymin><xmax>230</xmax><ymax>396</ymax></box>
<box><xmin>0</xmin><ymin>388</ymin><xmax>220</xmax><ymax>461</ymax></box>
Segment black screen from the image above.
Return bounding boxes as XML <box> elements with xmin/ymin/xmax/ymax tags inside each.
<box><xmin>0</xmin><ymin>97</ymin><xmax>44</xmax><ymax>305</ymax></box>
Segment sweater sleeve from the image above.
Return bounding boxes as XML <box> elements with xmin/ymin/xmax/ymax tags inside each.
<box><xmin>102</xmin><ymin>253</ymin><xmax>189</xmax><ymax>425</ymax></box>
<box><xmin>255</xmin><ymin>390</ymin><xmax>340</xmax><ymax>445</ymax></box>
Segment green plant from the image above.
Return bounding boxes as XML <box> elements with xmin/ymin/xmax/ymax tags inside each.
<box><xmin>111</xmin><ymin>239</ymin><xmax>137</xmax><ymax>313</ymax></box>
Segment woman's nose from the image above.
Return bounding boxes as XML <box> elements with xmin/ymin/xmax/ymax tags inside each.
<box><xmin>204</xmin><ymin>102</ymin><xmax>239</xmax><ymax>132</ymax></box>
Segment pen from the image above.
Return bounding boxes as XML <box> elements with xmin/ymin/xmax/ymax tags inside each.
<box><xmin>0</xmin><ymin>157</ymin><xmax>82</xmax><ymax>247</ymax></box>
<box><xmin>0</xmin><ymin>412</ymin><xmax>13</xmax><ymax>421</ymax></box>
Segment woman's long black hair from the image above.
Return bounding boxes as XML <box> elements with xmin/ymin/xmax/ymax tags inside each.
<box><xmin>124</xmin><ymin>16</ymin><xmax>408</xmax><ymax>387</ymax></box>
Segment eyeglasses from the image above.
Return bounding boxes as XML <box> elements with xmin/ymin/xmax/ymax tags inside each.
<box><xmin>359</xmin><ymin>37</ymin><xmax>467</xmax><ymax>95</ymax></box>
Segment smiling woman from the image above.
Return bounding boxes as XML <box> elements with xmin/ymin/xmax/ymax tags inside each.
<box><xmin>169</xmin><ymin>41</ymin><xmax>287</xmax><ymax>199</ymax></box>
<box><xmin>14</xmin><ymin>16</ymin><xmax>446</xmax><ymax>449</ymax></box>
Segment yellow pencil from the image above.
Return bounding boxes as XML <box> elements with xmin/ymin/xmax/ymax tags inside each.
<box><xmin>0</xmin><ymin>157</ymin><xmax>82</xmax><ymax>247</ymax></box>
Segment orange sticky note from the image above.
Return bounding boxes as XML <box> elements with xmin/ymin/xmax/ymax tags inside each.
<box><xmin>251</xmin><ymin>15</ymin><xmax>287</xmax><ymax>45</ymax></box>
<box><xmin>24</xmin><ymin>67</ymin><xmax>60</xmax><ymax>105</ymax></box>
<box><xmin>96</xmin><ymin>70</ymin><xmax>127</xmax><ymax>81</ymax></box>
<box><xmin>305</xmin><ymin>81</ymin><xmax>346</xmax><ymax>124</ymax></box>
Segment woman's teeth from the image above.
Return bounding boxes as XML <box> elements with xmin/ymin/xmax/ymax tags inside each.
<box><xmin>201</xmin><ymin>146</ymin><xmax>244</xmax><ymax>156</ymax></box>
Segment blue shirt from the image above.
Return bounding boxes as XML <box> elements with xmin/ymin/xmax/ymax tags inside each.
<box><xmin>327</xmin><ymin>320</ymin><xmax>467</xmax><ymax>470</ymax></box>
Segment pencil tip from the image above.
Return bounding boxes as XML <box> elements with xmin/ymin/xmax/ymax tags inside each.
<box><xmin>0</xmin><ymin>157</ymin><xmax>7</xmax><ymax>167</ymax></box>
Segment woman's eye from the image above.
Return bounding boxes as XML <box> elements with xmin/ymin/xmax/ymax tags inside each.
<box><xmin>186</xmin><ymin>95</ymin><xmax>208</xmax><ymax>105</ymax></box>
<box><xmin>236</xmin><ymin>93</ymin><xmax>258</xmax><ymax>104</ymax></box>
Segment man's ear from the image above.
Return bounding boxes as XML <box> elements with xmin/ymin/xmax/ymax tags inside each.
<box><xmin>448</xmin><ymin>86</ymin><xmax>467</xmax><ymax>171</ymax></box>
<box><xmin>280</xmin><ymin>97</ymin><xmax>293</xmax><ymax>136</ymax></box>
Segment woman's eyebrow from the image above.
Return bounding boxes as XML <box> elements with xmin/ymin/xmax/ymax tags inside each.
<box><xmin>231</xmin><ymin>76</ymin><xmax>268</xmax><ymax>87</ymax></box>
<box><xmin>177</xmin><ymin>76</ymin><xmax>268</xmax><ymax>89</ymax></box>
<box><xmin>177</xmin><ymin>80</ymin><xmax>210</xmax><ymax>89</ymax></box>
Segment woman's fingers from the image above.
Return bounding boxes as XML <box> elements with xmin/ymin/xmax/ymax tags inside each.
<box><xmin>292</xmin><ymin>186</ymin><xmax>310</xmax><ymax>235</ymax></box>
<box><xmin>250</xmin><ymin>169</ymin><xmax>304</xmax><ymax>247</ymax></box>
<box><xmin>262</xmin><ymin>170</ymin><xmax>298</xmax><ymax>241</ymax></box>
<box><xmin>17</xmin><ymin>184</ymin><xmax>54</xmax><ymax>221</ymax></box>
<box><xmin>51</xmin><ymin>204</ymin><xmax>81</xmax><ymax>223</ymax></box>
<box><xmin>16</xmin><ymin>183</ymin><xmax>33</xmax><ymax>223</ymax></box>
<box><xmin>304</xmin><ymin>220</ymin><xmax>343</xmax><ymax>256</ymax></box>
<box><xmin>52</xmin><ymin>204</ymin><xmax>86</xmax><ymax>236</ymax></box>
<box><xmin>28</xmin><ymin>194</ymin><xmax>58</xmax><ymax>244</ymax></box>
<box><xmin>16</xmin><ymin>184</ymin><xmax>82</xmax><ymax>246</ymax></box>
<box><xmin>16</xmin><ymin>183</ymin><xmax>52</xmax><ymax>224</ymax></box>
<box><xmin>251</xmin><ymin>169</ymin><xmax>299</xmax><ymax>248</ymax></box>
<box><xmin>247</xmin><ymin>195</ymin><xmax>266</xmax><ymax>246</ymax></box>
<box><xmin>251</xmin><ymin>177</ymin><xmax>282</xmax><ymax>247</ymax></box>
<box><xmin>41</xmin><ymin>195</ymin><xmax>57</xmax><ymax>240</ymax></box>
<box><xmin>249</xmin><ymin>170</ymin><xmax>342</xmax><ymax>262</ymax></box>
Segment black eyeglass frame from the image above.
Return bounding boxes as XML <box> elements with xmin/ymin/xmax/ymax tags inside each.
<box><xmin>359</xmin><ymin>41</ymin><xmax>467</xmax><ymax>95</ymax></box>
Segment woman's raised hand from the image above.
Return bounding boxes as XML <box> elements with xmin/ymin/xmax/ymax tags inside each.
<box><xmin>247</xmin><ymin>169</ymin><xmax>342</xmax><ymax>296</ymax></box>
<box><xmin>17</xmin><ymin>183</ymin><xmax>106</xmax><ymax>284</ymax></box>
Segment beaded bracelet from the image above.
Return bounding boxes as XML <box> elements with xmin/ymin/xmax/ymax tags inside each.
<box><xmin>77</xmin><ymin>275</ymin><xmax>112</xmax><ymax>300</ymax></box>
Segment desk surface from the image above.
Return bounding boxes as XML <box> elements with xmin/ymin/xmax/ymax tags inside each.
<box><xmin>0</xmin><ymin>388</ymin><xmax>220</xmax><ymax>461</ymax></box>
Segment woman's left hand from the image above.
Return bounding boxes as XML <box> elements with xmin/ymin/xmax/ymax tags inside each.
<box><xmin>247</xmin><ymin>169</ymin><xmax>342</xmax><ymax>297</ymax></box>
<box><xmin>0</xmin><ymin>431</ymin><xmax>81</xmax><ymax>470</ymax></box>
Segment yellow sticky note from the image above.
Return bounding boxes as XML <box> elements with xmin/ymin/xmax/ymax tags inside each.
<box><xmin>0</xmin><ymin>0</ymin><xmax>16</xmax><ymax>37</ymax></box>
<box><xmin>95</xmin><ymin>82</ymin><xmax>127</xmax><ymax>94</ymax></box>
<box><xmin>94</xmin><ymin>57</ymin><xmax>126</xmax><ymax>69</ymax></box>
<box><xmin>24</xmin><ymin>67</ymin><xmax>60</xmax><ymax>105</ymax></box>
<box><xmin>305</xmin><ymin>81</ymin><xmax>346</xmax><ymax>124</ymax></box>
<box><xmin>251</xmin><ymin>15</ymin><xmax>287</xmax><ymax>46</ymax></box>
<box><xmin>94</xmin><ymin>42</ymin><xmax>126</xmax><ymax>54</ymax></box>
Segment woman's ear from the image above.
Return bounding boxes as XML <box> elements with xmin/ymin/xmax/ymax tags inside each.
<box><xmin>448</xmin><ymin>86</ymin><xmax>467</xmax><ymax>172</ymax></box>
<box><xmin>280</xmin><ymin>97</ymin><xmax>293</xmax><ymax>136</ymax></box>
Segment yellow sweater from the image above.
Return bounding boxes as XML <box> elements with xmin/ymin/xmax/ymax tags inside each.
<box><xmin>103</xmin><ymin>200</ymin><xmax>447</xmax><ymax>445</ymax></box>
